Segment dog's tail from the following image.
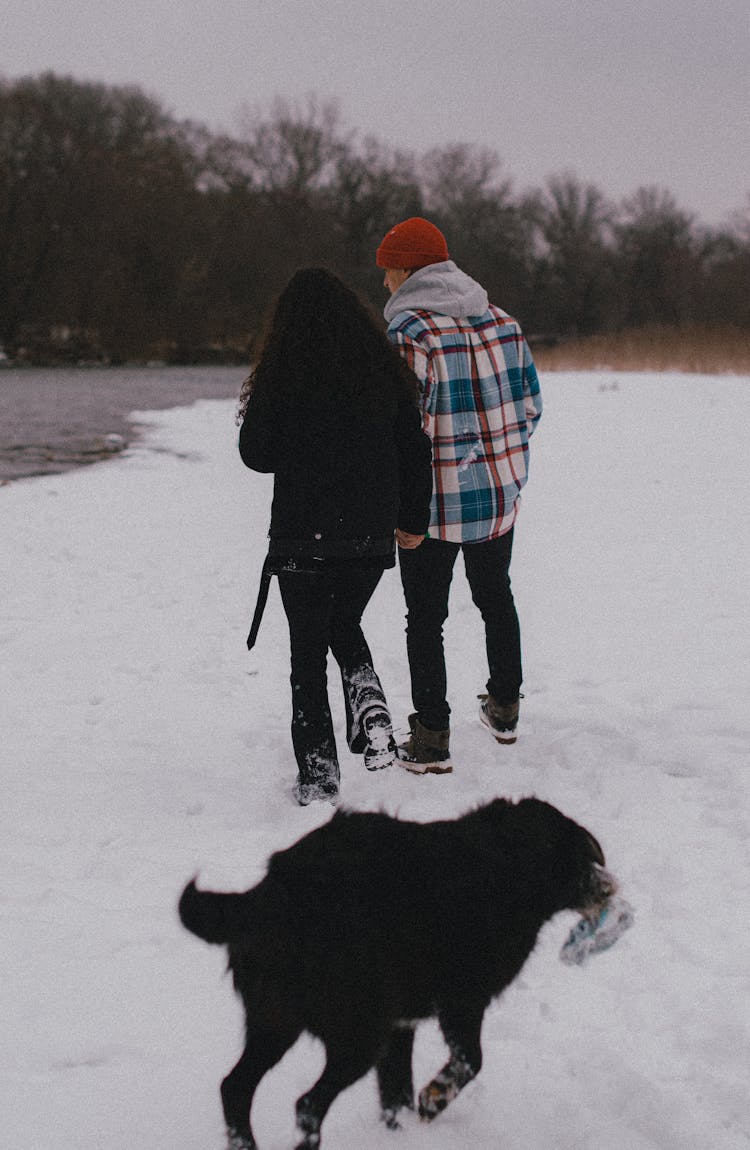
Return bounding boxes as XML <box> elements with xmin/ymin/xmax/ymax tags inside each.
<box><xmin>178</xmin><ymin>878</ymin><xmax>258</xmax><ymax>945</ymax></box>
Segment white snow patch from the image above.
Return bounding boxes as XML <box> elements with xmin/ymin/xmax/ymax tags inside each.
<box><xmin>1</xmin><ymin>374</ymin><xmax>749</xmax><ymax>1149</ymax></box>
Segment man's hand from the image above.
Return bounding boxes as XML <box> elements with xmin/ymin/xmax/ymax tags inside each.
<box><xmin>397</xmin><ymin>529</ymin><xmax>426</xmax><ymax>550</ymax></box>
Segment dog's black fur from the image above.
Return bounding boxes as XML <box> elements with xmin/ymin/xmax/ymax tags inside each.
<box><xmin>179</xmin><ymin>798</ymin><xmax>615</xmax><ymax>1150</ymax></box>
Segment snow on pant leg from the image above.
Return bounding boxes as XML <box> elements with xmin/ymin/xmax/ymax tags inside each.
<box><xmin>398</xmin><ymin>539</ymin><xmax>460</xmax><ymax>731</ymax></box>
<box><xmin>327</xmin><ymin>563</ymin><xmax>390</xmax><ymax>751</ymax></box>
<box><xmin>278</xmin><ymin>570</ymin><xmax>339</xmax><ymax>785</ymax></box>
<box><xmin>461</xmin><ymin>530</ymin><xmax>522</xmax><ymax>703</ymax></box>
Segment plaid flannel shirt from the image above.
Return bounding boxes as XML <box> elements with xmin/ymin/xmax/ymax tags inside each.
<box><xmin>386</xmin><ymin>305</ymin><xmax>542</xmax><ymax>543</ymax></box>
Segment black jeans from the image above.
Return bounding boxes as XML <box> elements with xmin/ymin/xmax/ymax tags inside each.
<box><xmin>278</xmin><ymin>561</ymin><xmax>391</xmax><ymax>785</ymax></box>
<box><xmin>398</xmin><ymin>531</ymin><xmax>522</xmax><ymax>731</ymax></box>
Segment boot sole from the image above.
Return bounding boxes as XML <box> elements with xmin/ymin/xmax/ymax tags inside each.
<box><xmin>479</xmin><ymin>709</ymin><xmax>518</xmax><ymax>744</ymax></box>
<box><xmin>398</xmin><ymin>757</ymin><xmax>453</xmax><ymax>775</ymax></box>
<box><xmin>364</xmin><ymin>754</ymin><xmax>395</xmax><ymax>772</ymax></box>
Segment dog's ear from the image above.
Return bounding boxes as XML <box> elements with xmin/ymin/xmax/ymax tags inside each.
<box><xmin>583</xmin><ymin>830</ymin><xmax>605</xmax><ymax>867</ymax></box>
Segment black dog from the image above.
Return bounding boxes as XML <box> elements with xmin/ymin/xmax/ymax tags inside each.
<box><xmin>179</xmin><ymin>798</ymin><xmax>617</xmax><ymax>1150</ymax></box>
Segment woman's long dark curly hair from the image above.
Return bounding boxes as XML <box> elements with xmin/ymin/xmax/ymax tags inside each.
<box><xmin>237</xmin><ymin>267</ymin><xmax>418</xmax><ymax>421</ymax></box>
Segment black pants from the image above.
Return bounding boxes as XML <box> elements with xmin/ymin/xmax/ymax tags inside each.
<box><xmin>398</xmin><ymin>531</ymin><xmax>522</xmax><ymax>731</ymax></box>
<box><xmin>278</xmin><ymin>561</ymin><xmax>391</xmax><ymax>785</ymax></box>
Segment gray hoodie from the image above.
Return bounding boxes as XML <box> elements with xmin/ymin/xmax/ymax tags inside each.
<box><xmin>383</xmin><ymin>260</ymin><xmax>489</xmax><ymax>324</ymax></box>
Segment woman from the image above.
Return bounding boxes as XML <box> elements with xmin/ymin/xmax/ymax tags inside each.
<box><xmin>238</xmin><ymin>268</ymin><xmax>432</xmax><ymax>805</ymax></box>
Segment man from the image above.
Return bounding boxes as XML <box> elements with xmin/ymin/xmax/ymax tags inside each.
<box><xmin>376</xmin><ymin>217</ymin><xmax>542</xmax><ymax>772</ymax></box>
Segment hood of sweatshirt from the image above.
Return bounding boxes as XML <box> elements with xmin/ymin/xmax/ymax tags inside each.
<box><xmin>383</xmin><ymin>260</ymin><xmax>489</xmax><ymax>324</ymax></box>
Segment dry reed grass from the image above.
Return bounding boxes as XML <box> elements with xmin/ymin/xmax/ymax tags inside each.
<box><xmin>533</xmin><ymin>326</ymin><xmax>750</xmax><ymax>375</ymax></box>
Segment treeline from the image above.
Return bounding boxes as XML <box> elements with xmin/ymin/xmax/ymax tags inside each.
<box><xmin>1</xmin><ymin>72</ymin><xmax>748</xmax><ymax>364</ymax></box>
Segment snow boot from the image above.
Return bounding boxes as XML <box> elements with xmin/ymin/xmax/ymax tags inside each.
<box><xmin>293</xmin><ymin>777</ymin><xmax>339</xmax><ymax>806</ymax></box>
<box><xmin>361</xmin><ymin>707</ymin><xmax>397</xmax><ymax>771</ymax></box>
<box><xmin>293</xmin><ymin>755</ymin><xmax>340</xmax><ymax>805</ymax></box>
<box><xmin>397</xmin><ymin>713</ymin><xmax>452</xmax><ymax>774</ymax></box>
<box><xmin>478</xmin><ymin>692</ymin><xmax>521</xmax><ymax>744</ymax></box>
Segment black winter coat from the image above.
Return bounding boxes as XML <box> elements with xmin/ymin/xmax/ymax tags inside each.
<box><xmin>239</xmin><ymin>381</ymin><xmax>432</xmax><ymax>565</ymax></box>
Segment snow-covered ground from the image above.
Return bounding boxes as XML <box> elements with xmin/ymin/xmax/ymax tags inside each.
<box><xmin>2</xmin><ymin>372</ymin><xmax>748</xmax><ymax>1150</ymax></box>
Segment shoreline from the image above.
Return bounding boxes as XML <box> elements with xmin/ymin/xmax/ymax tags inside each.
<box><xmin>0</xmin><ymin>365</ymin><xmax>244</xmax><ymax>481</ymax></box>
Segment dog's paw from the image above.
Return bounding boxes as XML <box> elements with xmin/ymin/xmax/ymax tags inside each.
<box><xmin>381</xmin><ymin>1106</ymin><xmax>402</xmax><ymax>1130</ymax></box>
<box><xmin>381</xmin><ymin>1098</ymin><xmax>415</xmax><ymax>1130</ymax></box>
<box><xmin>294</xmin><ymin>1095</ymin><xmax>322</xmax><ymax>1148</ymax></box>
<box><xmin>418</xmin><ymin>1079</ymin><xmax>457</xmax><ymax>1121</ymax></box>
<box><xmin>227</xmin><ymin>1130</ymin><xmax>255</xmax><ymax>1150</ymax></box>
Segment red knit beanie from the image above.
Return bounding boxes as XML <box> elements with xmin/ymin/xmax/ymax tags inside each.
<box><xmin>376</xmin><ymin>217</ymin><xmax>449</xmax><ymax>269</ymax></box>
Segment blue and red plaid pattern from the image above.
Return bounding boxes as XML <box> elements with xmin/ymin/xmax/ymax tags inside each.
<box><xmin>386</xmin><ymin>305</ymin><xmax>542</xmax><ymax>543</ymax></box>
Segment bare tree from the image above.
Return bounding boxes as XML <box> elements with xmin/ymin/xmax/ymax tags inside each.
<box><xmin>0</xmin><ymin>73</ymin><xmax>199</xmax><ymax>358</ymax></box>
<box><xmin>613</xmin><ymin>186</ymin><xmax>697</xmax><ymax>327</ymax></box>
<box><xmin>1</xmin><ymin>76</ymin><xmax>747</xmax><ymax>361</ymax></box>
<box><xmin>533</xmin><ymin>173</ymin><xmax>615</xmax><ymax>335</ymax></box>
<box><xmin>696</xmin><ymin>196</ymin><xmax>750</xmax><ymax>328</ymax></box>
<box><xmin>331</xmin><ymin>136</ymin><xmax>423</xmax><ymax>299</ymax></box>
<box><xmin>235</xmin><ymin>95</ymin><xmax>348</xmax><ymax>194</ymax></box>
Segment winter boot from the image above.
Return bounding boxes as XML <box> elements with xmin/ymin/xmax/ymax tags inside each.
<box><xmin>293</xmin><ymin>754</ymin><xmax>340</xmax><ymax>806</ymax></box>
<box><xmin>361</xmin><ymin>707</ymin><xmax>398</xmax><ymax>771</ymax></box>
<box><xmin>293</xmin><ymin>776</ymin><xmax>339</xmax><ymax>806</ymax></box>
<box><xmin>397</xmin><ymin>713</ymin><xmax>452</xmax><ymax>774</ymax></box>
<box><xmin>478</xmin><ymin>692</ymin><xmax>521</xmax><ymax>744</ymax></box>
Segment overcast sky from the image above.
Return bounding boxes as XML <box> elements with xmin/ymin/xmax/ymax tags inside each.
<box><xmin>4</xmin><ymin>0</ymin><xmax>748</xmax><ymax>225</ymax></box>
